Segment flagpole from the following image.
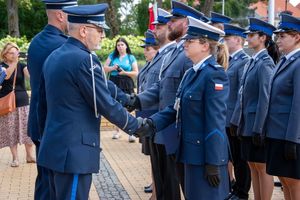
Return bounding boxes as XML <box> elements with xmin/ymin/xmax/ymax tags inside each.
<box><xmin>222</xmin><ymin>0</ymin><xmax>225</xmax><ymax>15</ymax></box>
<box><xmin>268</xmin><ymin>0</ymin><xmax>275</xmax><ymax>25</ymax></box>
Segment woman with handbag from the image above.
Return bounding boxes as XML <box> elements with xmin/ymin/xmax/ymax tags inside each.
<box><xmin>0</xmin><ymin>42</ymin><xmax>35</xmax><ymax>167</ymax></box>
<box><xmin>104</xmin><ymin>37</ymin><xmax>139</xmax><ymax>142</ymax></box>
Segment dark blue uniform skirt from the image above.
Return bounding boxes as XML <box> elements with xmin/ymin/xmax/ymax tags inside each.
<box><xmin>185</xmin><ymin>164</ymin><xmax>229</xmax><ymax>200</ymax></box>
<box><xmin>266</xmin><ymin>138</ymin><xmax>300</xmax><ymax>179</ymax></box>
<box><xmin>241</xmin><ymin>136</ymin><xmax>266</xmax><ymax>163</ymax></box>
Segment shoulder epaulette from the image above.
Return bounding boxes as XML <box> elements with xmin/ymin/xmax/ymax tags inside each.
<box><xmin>241</xmin><ymin>55</ymin><xmax>249</xmax><ymax>60</ymax></box>
<box><xmin>262</xmin><ymin>56</ymin><xmax>270</xmax><ymax>60</ymax></box>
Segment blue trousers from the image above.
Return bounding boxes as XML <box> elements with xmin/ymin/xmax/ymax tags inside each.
<box><xmin>48</xmin><ymin>170</ymin><xmax>92</xmax><ymax>200</ymax></box>
<box><xmin>34</xmin><ymin>140</ymin><xmax>50</xmax><ymax>200</ymax></box>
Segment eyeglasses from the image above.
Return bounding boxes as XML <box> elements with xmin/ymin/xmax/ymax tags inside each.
<box><xmin>85</xmin><ymin>25</ymin><xmax>104</xmax><ymax>34</ymax></box>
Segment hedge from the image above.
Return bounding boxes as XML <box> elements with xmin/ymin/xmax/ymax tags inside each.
<box><xmin>0</xmin><ymin>35</ymin><xmax>146</xmax><ymax>62</ymax></box>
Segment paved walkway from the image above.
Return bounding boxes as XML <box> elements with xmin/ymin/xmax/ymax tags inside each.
<box><xmin>0</xmin><ymin>130</ymin><xmax>285</xmax><ymax>200</ymax></box>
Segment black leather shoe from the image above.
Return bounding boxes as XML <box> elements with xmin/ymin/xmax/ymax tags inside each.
<box><xmin>274</xmin><ymin>181</ymin><xmax>282</xmax><ymax>187</ymax></box>
<box><xmin>225</xmin><ymin>192</ymin><xmax>245</xmax><ymax>200</ymax></box>
<box><xmin>144</xmin><ymin>187</ymin><xmax>153</xmax><ymax>193</ymax></box>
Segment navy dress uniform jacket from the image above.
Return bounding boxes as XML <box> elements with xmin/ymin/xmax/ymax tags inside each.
<box><xmin>151</xmin><ymin>56</ymin><xmax>229</xmax><ymax>166</ymax></box>
<box><xmin>137</xmin><ymin>42</ymin><xmax>177</xmax><ymax>144</ymax></box>
<box><xmin>27</xmin><ymin>24</ymin><xmax>68</xmax><ymax>141</ymax></box>
<box><xmin>266</xmin><ymin>51</ymin><xmax>300</xmax><ymax>144</ymax></box>
<box><xmin>138</xmin><ymin>42</ymin><xmax>193</xmax><ymax>154</ymax></box>
<box><xmin>226</xmin><ymin>50</ymin><xmax>250</xmax><ymax>127</ymax></box>
<box><xmin>231</xmin><ymin>49</ymin><xmax>275</xmax><ymax>136</ymax></box>
<box><xmin>37</xmin><ymin>37</ymin><xmax>139</xmax><ymax>174</ymax></box>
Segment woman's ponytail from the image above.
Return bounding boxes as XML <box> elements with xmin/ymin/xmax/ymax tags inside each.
<box><xmin>216</xmin><ymin>42</ymin><xmax>229</xmax><ymax>70</ymax></box>
<box><xmin>258</xmin><ymin>32</ymin><xmax>281</xmax><ymax>64</ymax></box>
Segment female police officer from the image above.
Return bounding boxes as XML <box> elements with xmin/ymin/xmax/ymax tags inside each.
<box><xmin>140</xmin><ymin>16</ymin><xmax>229</xmax><ymax>200</ymax></box>
<box><xmin>265</xmin><ymin>13</ymin><xmax>300</xmax><ymax>199</ymax></box>
<box><xmin>231</xmin><ymin>18</ymin><xmax>280</xmax><ymax>200</ymax></box>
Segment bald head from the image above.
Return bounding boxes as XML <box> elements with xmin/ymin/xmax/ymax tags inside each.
<box><xmin>46</xmin><ymin>9</ymin><xmax>68</xmax><ymax>33</ymax></box>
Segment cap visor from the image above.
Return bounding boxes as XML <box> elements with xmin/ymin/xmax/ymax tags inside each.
<box><xmin>273</xmin><ymin>28</ymin><xmax>292</xmax><ymax>34</ymax></box>
<box><xmin>243</xmin><ymin>30</ymin><xmax>256</xmax><ymax>35</ymax></box>
<box><xmin>89</xmin><ymin>22</ymin><xmax>110</xmax><ymax>30</ymax></box>
<box><xmin>165</xmin><ymin>14</ymin><xmax>173</xmax><ymax>18</ymax></box>
<box><xmin>181</xmin><ymin>34</ymin><xmax>198</xmax><ymax>40</ymax></box>
<box><xmin>152</xmin><ymin>21</ymin><xmax>166</xmax><ymax>25</ymax></box>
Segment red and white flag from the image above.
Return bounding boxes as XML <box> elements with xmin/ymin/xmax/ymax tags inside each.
<box><xmin>148</xmin><ymin>3</ymin><xmax>155</xmax><ymax>30</ymax></box>
<box><xmin>215</xmin><ymin>83</ymin><xmax>224</xmax><ymax>91</ymax></box>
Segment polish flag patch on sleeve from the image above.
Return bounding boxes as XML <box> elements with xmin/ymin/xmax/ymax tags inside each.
<box><xmin>215</xmin><ymin>83</ymin><xmax>223</xmax><ymax>91</ymax></box>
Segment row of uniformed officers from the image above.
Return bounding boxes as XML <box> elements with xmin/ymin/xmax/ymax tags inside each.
<box><xmin>25</xmin><ymin>0</ymin><xmax>300</xmax><ymax>199</ymax></box>
<box><xmin>131</xmin><ymin>1</ymin><xmax>300</xmax><ymax>200</ymax></box>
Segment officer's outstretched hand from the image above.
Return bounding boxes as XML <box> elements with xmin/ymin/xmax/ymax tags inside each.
<box><xmin>252</xmin><ymin>132</ymin><xmax>264</xmax><ymax>147</ymax></box>
<box><xmin>229</xmin><ymin>123</ymin><xmax>238</xmax><ymax>137</ymax></box>
<box><xmin>284</xmin><ymin>141</ymin><xmax>297</xmax><ymax>160</ymax></box>
<box><xmin>205</xmin><ymin>164</ymin><xmax>220</xmax><ymax>187</ymax></box>
<box><xmin>125</xmin><ymin>94</ymin><xmax>141</xmax><ymax>112</ymax></box>
<box><xmin>134</xmin><ymin>117</ymin><xmax>155</xmax><ymax>138</ymax></box>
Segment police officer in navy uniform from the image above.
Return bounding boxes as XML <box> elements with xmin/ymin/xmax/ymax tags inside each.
<box><xmin>27</xmin><ymin>1</ymin><xmax>77</xmax><ymax>199</ymax></box>
<box><xmin>223</xmin><ymin>24</ymin><xmax>251</xmax><ymax>200</ymax></box>
<box><xmin>137</xmin><ymin>29</ymin><xmax>160</xmax><ymax>156</ymax></box>
<box><xmin>138</xmin><ymin>10</ymin><xmax>177</xmax><ymax>195</ymax></box>
<box><xmin>231</xmin><ymin>18</ymin><xmax>280</xmax><ymax>200</ymax></box>
<box><xmin>209</xmin><ymin>11</ymin><xmax>232</xmax><ymax>44</ymax></box>
<box><xmin>127</xmin><ymin>1</ymin><xmax>208</xmax><ymax>197</ymax></box>
<box><xmin>139</xmin><ymin>16</ymin><xmax>229</xmax><ymax>200</ymax></box>
<box><xmin>36</xmin><ymin>4</ymin><xmax>147</xmax><ymax>199</ymax></box>
<box><xmin>137</xmin><ymin>29</ymin><xmax>160</xmax><ymax>195</ymax></box>
<box><xmin>265</xmin><ymin>13</ymin><xmax>300</xmax><ymax>199</ymax></box>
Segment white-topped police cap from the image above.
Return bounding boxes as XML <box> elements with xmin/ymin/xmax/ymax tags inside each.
<box><xmin>224</xmin><ymin>24</ymin><xmax>247</xmax><ymax>38</ymax></box>
<box><xmin>244</xmin><ymin>18</ymin><xmax>276</xmax><ymax>37</ymax></box>
<box><xmin>140</xmin><ymin>29</ymin><xmax>159</xmax><ymax>48</ymax></box>
<box><xmin>274</xmin><ymin>13</ymin><xmax>300</xmax><ymax>33</ymax></box>
<box><xmin>210</xmin><ymin>11</ymin><xmax>232</xmax><ymax>24</ymax></box>
<box><xmin>42</xmin><ymin>0</ymin><xmax>77</xmax><ymax>10</ymax></box>
<box><xmin>152</xmin><ymin>8</ymin><xmax>171</xmax><ymax>25</ymax></box>
<box><xmin>182</xmin><ymin>16</ymin><xmax>225</xmax><ymax>41</ymax></box>
<box><xmin>166</xmin><ymin>0</ymin><xmax>207</xmax><ymax>22</ymax></box>
<box><xmin>63</xmin><ymin>4</ymin><xmax>110</xmax><ymax>29</ymax></box>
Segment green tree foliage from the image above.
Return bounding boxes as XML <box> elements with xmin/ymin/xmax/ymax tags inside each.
<box><xmin>0</xmin><ymin>0</ymin><xmax>46</xmax><ymax>39</ymax></box>
<box><xmin>136</xmin><ymin>0</ymin><xmax>150</xmax><ymax>35</ymax></box>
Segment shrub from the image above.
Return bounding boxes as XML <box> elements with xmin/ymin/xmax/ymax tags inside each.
<box><xmin>0</xmin><ymin>35</ymin><xmax>29</xmax><ymax>53</ymax></box>
<box><xmin>0</xmin><ymin>34</ymin><xmax>146</xmax><ymax>63</ymax></box>
<box><xmin>96</xmin><ymin>35</ymin><xmax>145</xmax><ymax>62</ymax></box>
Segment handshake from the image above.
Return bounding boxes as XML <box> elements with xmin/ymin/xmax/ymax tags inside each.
<box><xmin>125</xmin><ymin>94</ymin><xmax>141</xmax><ymax>112</ymax></box>
<box><xmin>133</xmin><ymin>117</ymin><xmax>156</xmax><ymax>138</ymax></box>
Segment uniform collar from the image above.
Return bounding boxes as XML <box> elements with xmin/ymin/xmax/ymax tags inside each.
<box><xmin>285</xmin><ymin>48</ymin><xmax>300</xmax><ymax>60</ymax></box>
<box><xmin>159</xmin><ymin>41</ymin><xmax>176</xmax><ymax>53</ymax></box>
<box><xmin>252</xmin><ymin>48</ymin><xmax>266</xmax><ymax>60</ymax></box>
<box><xmin>66</xmin><ymin>37</ymin><xmax>90</xmax><ymax>53</ymax></box>
<box><xmin>177</xmin><ymin>39</ymin><xmax>185</xmax><ymax>48</ymax></box>
<box><xmin>230</xmin><ymin>48</ymin><xmax>243</xmax><ymax>58</ymax></box>
<box><xmin>44</xmin><ymin>24</ymin><xmax>65</xmax><ymax>35</ymax></box>
<box><xmin>193</xmin><ymin>55</ymin><xmax>212</xmax><ymax>72</ymax></box>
